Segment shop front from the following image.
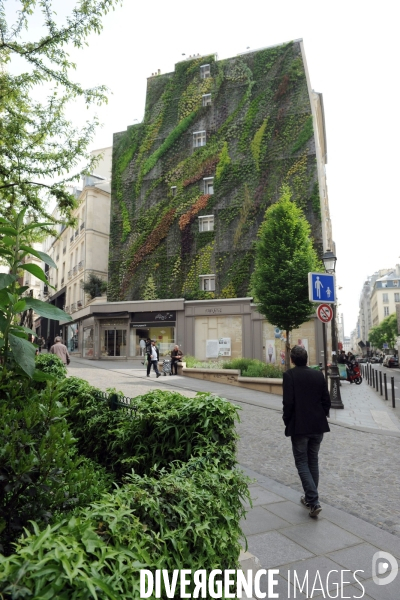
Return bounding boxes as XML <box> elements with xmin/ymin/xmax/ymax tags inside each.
<box><xmin>130</xmin><ymin>311</ymin><xmax>176</xmax><ymax>357</ymax></box>
<box><xmin>96</xmin><ymin>316</ymin><xmax>129</xmax><ymax>358</ymax></box>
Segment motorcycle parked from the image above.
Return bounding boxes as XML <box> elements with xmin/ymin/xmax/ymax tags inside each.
<box><xmin>345</xmin><ymin>361</ymin><xmax>362</xmax><ymax>385</ymax></box>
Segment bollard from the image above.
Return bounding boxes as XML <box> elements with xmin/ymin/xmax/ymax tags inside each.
<box><xmin>391</xmin><ymin>377</ymin><xmax>396</xmax><ymax>408</ymax></box>
<box><xmin>384</xmin><ymin>373</ymin><xmax>388</xmax><ymax>401</ymax></box>
<box><xmin>376</xmin><ymin>370</ymin><xmax>379</xmax><ymax>392</ymax></box>
<box><xmin>372</xmin><ymin>368</ymin><xmax>375</xmax><ymax>389</ymax></box>
<box><xmin>379</xmin><ymin>371</ymin><xmax>383</xmax><ymax>396</ymax></box>
<box><xmin>370</xmin><ymin>364</ymin><xmax>372</xmax><ymax>385</ymax></box>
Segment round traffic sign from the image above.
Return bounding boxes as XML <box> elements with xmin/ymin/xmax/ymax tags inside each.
<box><xmin>317</xmin><ymin>303</ymin><xmax>333</xmax><ymax>323</ymax></box>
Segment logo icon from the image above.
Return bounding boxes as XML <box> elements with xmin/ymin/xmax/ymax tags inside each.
<box><xmin>372</xmin><ymin>551</ymin><xmax>398</xmax><ymax>586</ymax></box>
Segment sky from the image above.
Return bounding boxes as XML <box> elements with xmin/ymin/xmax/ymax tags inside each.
<box><xmin>5</xmin><ymin>0</ymin><xmax>400</xmax><ymax>336</ymax></box>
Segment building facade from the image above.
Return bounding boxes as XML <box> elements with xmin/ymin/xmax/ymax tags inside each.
<box><xmin>37</xmin><ymin>149</ymin><xmax>112</xmax><ymax>349</ymax></box>
<box><xmin>101</xmin><ymin>41</ymin><xmax>333</xmax><ymax>363</ymax></box>
<box><xmin>370</xmin><ymin>266</ymin><xmax>400</xmax><ymax>328</ymax></box>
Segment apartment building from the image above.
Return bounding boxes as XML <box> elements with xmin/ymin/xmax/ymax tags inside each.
<box><xmin>370</xmin><ymin>265</ymin><xmax>400</xmax><ymax>327</ymax></box>
<box><xmin>37</xmin><ymin>148</ymin><xmax>111</xmax><ymax>348</ymax></box>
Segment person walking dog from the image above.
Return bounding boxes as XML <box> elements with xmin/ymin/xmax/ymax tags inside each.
<box><xmin>282</xmin><ymin>345</ymin><xmax>330</xmax><ymax>518</ymax></box>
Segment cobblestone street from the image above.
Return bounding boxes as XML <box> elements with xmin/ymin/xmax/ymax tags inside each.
<box><xmin>236</xmin><ymin>404</ymin><xmax>400</xmax><ymax>537</ymax></box>
<box><xmin>68</xmin><ymin>359</ymin><xmax>400</xmax><ymax>539</ymax></box>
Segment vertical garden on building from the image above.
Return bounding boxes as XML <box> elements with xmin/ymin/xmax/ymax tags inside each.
<box><xmin>108</xmin><ymin>41</ymin><xmax>322</xmax><ymax>302</ymax></box>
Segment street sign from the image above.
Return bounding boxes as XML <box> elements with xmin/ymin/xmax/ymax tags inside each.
<box><xmin>383</xmin><ymin>343</ymin><xmax>388</xmax><ymax>349</ymax></box>
<box><xmin>308</xmin><ymin>272</ymin><xmax>336</xmax><ymax>303</ymax></box>
<box><xmin>317</xmin><ymin>303</ymin><xmax>333</xmax><ymax>323</ymax></box>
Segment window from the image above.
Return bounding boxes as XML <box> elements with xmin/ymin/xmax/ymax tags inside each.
<box><xmin>202</xmin><ymin>94</ymin><xmax>211</xmax><ymax>107</ymax></box>
<box><xmin>384</xmin><ymin>306</ymin><xmax>390</xmax><ymax>316</ymax></box>
<box><xmin>171</xmin><ymin>186</ymin><xmax>177</xmax><ymax>196</ymax></box>
<box><xmin>199</xmin><ymin>215</ymin><xmax>214</xmax><ymax>232</ymax></box>
<box><xmin>383</xmin><ymin>293</ymin><xmax>389</xmax><ymax>303</ymax></box>
<box><xmin>393</xmin><ymin>280</ymin><xmax>399</xmax><ymax>287</ymax></box>
<box><xmin>200</xmin><ymin>64</ymin><xmax>210</xmax><ymax>79</ymax></box>
<box><xmin>203</xmin><ymin>177</ymin><xmax>214</xmax><ymax>195</ymax></box>
<box><xmin>395</xmin><ymin>293</ymin><xmax>400</xmax><ymax>303</ymax></box>
<box><xmin>199</xmin><ymin>275</ymin><xmax>215</xmax><ymax>291</ymax></box>
<box><xmin>193</xmin><ymin>131</ymin><xmax>206</xmax><ymax>147</ymax></box>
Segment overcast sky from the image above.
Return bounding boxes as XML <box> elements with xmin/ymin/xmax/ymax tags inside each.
<box><xmin>6</xmin><ymin>0</ymin><xmax>400</xmax><ymax>336</ymax></box>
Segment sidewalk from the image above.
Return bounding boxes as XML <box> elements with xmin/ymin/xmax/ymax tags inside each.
<box><xmin>67</xmin><ymin>358</ymin><xmax>400</xmax><ymax>599</ymax></box>
<box><xmin>240</xmin><ymin>468</ymin><xmax>400</xmax><ymax>599</ymax></box>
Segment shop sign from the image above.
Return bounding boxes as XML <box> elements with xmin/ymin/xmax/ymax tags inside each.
<box><xmin>131</xmin><ymin>311</ymin><xmax>176</xmax><ymax>324</ymax></box>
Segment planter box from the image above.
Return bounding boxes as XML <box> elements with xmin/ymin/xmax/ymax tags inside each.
<box><xmin>181</xmin><ymin>366</ymin><xmax>283</xmax><ymax>396</ymax></box>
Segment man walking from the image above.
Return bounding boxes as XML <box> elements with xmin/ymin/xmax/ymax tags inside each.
<box><xmin>49</xmin><ymin>336</ymin><xmax>70</xmax><ymax>366</ymax></box>
<box><xmin>148</xmin><ymin>341</ymin><xmax>161</xmax><ymax>378</ymax></box>
<box><xmin>282</xmin><ymin>345</ymin><xmax>330</xmax><ymax>518</ymax></box>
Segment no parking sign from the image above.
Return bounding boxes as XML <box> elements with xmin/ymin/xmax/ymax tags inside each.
<box><xmin>316</xmin><ymin>303</ymin><xmax>333</xmax><ymax>323</ymax></box>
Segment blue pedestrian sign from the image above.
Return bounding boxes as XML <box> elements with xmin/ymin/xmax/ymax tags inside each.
<box><xmin>308</xmin><ymin>272</ymin><xmax>336</xmax><ymax>303</ymax></box>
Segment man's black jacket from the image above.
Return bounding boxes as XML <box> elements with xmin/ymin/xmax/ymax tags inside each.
<box><xmin>282</xmin><ymin>366</ymin><xmax>331</xmax><ymax>437</ymax></box>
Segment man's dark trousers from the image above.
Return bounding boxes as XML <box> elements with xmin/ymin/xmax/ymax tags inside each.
<box><xmin>291</xmin><ymin>433</ymin><xmax>324</xmax><ymax>506</ymax></box>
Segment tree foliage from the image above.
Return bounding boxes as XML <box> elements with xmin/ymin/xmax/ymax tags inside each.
<box><xmin>251</xmin><ymin>185</ymin><xmax>319</xmax><ymax>368</ymax></box>
<box><xmin>368</xmin><ymin>313</ymin><xmax>398</xmax><ymax>351</ymax></box>
<box><xmin>0</xmin><ymin>208</ymin><xmax>72</xmax><ymax>379</ymax></box>
<box><xmin>81</xmin><ymin>272</ymin><xmax>107</xmax><ymax>299</ymax></box>
<box><xmin>0</xmin><ymin>0</ymin><xmax>121</xmax><ymax>222</ymax></box>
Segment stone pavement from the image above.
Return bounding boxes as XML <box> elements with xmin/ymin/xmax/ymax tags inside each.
<box><xmin>67</xmin><ymin>358</ymin><xmax>400</xmax><ymax>598</ymax></box>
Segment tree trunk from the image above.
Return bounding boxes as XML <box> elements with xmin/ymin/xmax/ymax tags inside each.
<box><xmin>285</xmin><ymin>329</ymin><xmax>291</xmax><ymax>371</ymax></box>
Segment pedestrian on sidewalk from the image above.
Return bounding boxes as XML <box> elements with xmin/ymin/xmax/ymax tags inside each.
<box><xmin>282</xmin><ymin>345</ymin><xmax>331</xmax><ymax>518</ymax></box>
<box><xmin>148</xmin><ymin>341</ymin><xmax>161</xmax><ymax>378</ymax></box>
<box><xmin>170</xmin><ymin>345</ymin><xmax>183</xmax><ymax>375</ymax></box>
<box><xmin>49</xmin><ymin>336</ymin><xmax>70</xmax><ymax>366</ymax></box>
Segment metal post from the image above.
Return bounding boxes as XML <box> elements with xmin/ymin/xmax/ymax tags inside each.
<box><xmin>328</xmin><ymin>303</ymin><xmax>344</xmax><ymax>409</ymax></box>
<box><xmin>376</xmin><ymin>370</ymin><xmax>379</xmax><ymax>392</ymax></box>
<box><xmin>391</xmin><ymin>377</ymin><xmax>396</xmax><ymax>408</ymax></box>
<box><xmin>370</xmin><ymin>364</ymin><xmax>372</xmax><ymax>384</ymax></box>
<box><xmin>384</xmin><ymin>373</ymin><xmax>388</xmax><ymax>401</ymax></box>
<box><xmin>372</xmin><ymin>368</ymin><xmax>374</xmax><ymax>388</ymax></box>
<box><xmin>379</xmin><ymin>371</ymin><xmax>383</xmax><ymax>396</ymax></box>
<box><xmin>322</xmin><ymin>322</ymin><xmax>328</xmax><ymax>381</ymax></box>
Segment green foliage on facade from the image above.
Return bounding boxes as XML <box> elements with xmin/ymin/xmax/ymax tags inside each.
<box><xmin>368</xmin><ymin>314</ymin><xmax>398</xmax><ymax>350</ymax></box>
<box><xmin>109</xmin><ymin>43</ymin><xmax>323</xmax><ymax>302</ymax></box>
<box><xmin>251</xmin><ymin>185</ymin><xmax>319</xmax><ymax>368</ymax></box>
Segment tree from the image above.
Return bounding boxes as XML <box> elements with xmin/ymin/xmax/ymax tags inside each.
<box><xmin>0</xmin><ymin>208</ymin><xmax>72</xmax><ymax>379</ymax></box>
<box><xmin>368</xmin><ymin>313</ymin><xmax>398</xmax><ymax>351</ymax></box>
<box><xmin>81</xmin><ymin>273</ymin><xmax>107</xmax><ymax>299</ymax></box>
<box><xmin>0</xmin><ymin>0</ymin><xmax>121</xmax><ymax>222</ymax></box>
<box><xmin>251</xmin><ymin>185</ymin><xmax>319</xmax><ymax>369</ymax></box>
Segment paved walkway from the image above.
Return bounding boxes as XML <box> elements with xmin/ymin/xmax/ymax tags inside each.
<box><xmin>67</xmin><ymin>358</ymin><xmax>400</xmax><ymax>599</ymax></box>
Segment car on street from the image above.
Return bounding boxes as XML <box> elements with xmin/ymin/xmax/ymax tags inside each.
<box><xmin>383</xmin><ymin>355</ymin><xmax>397</xmax><ymax>367</ymax></box>
<box><xmin>387</xmin><ymin>356</ymin><xmax>399</xmax><ymax>368</ymax></box>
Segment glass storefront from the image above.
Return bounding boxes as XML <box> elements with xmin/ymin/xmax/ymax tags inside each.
<box><xmin>67</xmin><ymin>323</ymin><xmax>79</xmax><ymax>353</ymax></box>
<box><xmin>83</xmin><ymin>326</ymin><xmax>94</xmax><ymax>358</ymax></box>
<box><xmin>129</xmin><ymin>326</ymin><xmax>175</xmax><ymax>357</ymax></box>
<box><xmin>101</xmin><ymin>329</ymin><xmax>127</xmax><ymax>357</ymax></box>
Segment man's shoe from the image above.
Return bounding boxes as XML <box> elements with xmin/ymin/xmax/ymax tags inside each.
<box><xmin>147</xmin><ymin>374</ymin><xmax>150</xmax><ymax>377</ymax></box>
<box><xmin>300</xmin><ymin>496</ymin><xmax>310</xmax><ymax>508</ymax></box>
<box><xmin>156</xmin><ymin>373</ymin><xmax>160</xmax><ymax>378</ymax></box>
<box><xmin>309</xmin><ymin>504</ymin><xmax>322</xmax><ymax>518</ymax></box>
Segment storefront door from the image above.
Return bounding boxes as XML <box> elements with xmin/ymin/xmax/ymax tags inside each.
<box><xmin>101</xmin><ymin>329</ymin><xmax>127</xmax><ymax>357</ymax></box>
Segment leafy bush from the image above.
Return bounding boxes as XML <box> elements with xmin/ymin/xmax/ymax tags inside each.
<box><xmin>184</xmin><ymin>355</ymin><xmax>225</xmax><ymax>368</ymax></box>
<box><xmin>223</xmin><ymin>358</ymin><xmax>283</xmax><ymax>378</ymax></box>
<box><xmin>56</xmin><ymin>378</ymin><xmax>240</xmax><ymax>478</ymax></box>
<box><xmin>34</xmin><ymin>352</ymin><xmax>68</xmax><ymax>378</ymax></box>
<box><xmin>0</xmin><ymin>459</ymin><xmax>250</xmax><ymax>598</ymax></box>
<box><xmin>0</xmin><ymin>381</ymin><xmax>112</xmax><ymax>555</ymax></box>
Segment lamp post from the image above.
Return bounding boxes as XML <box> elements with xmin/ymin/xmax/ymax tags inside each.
<box><xmin>322</xmin><ymin>250</ymin><xmax>344</xmax><ymax>409</ymax></box>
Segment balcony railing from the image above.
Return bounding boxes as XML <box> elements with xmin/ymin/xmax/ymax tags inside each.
<box><xmin>75</xmin><ymin>229</ymin><xmax>79</xmax><ymax>238</ymax></box>
<box><xmin>73</xmin><ymin>265</ymin><xmax>77</xmax><ymax>275</ymax></box>
<box><xmin>68</xmin><ymin>270</ymin><xmax>72</xmax><ymax>279</ymax></box>
<box><xmin>80</xmin><ymin>222</ymin><xmax>85</xmax><ymax>231</ymax></box>
<box><xmin>78</xmin><ymin>259</ymin><xmax>84</xmax><ymax>270</ymax></box>
<box><xmin>77</xmin><ymin>300</ymin><xmax>83</xmax><ymax>308</ymax></box>
<box><xmin>71</xmin><ymin>303</ymin><xmax>77</xmax><ymax>312</ymax></box>
<box><xmin>64</xmin><ymin>305</ymin><xmax>70</xmax><ymax>313</ymax></box>
<box><xmin>70</xmin><ymin>236</ymin><xmax>74</xmax><ymax>243</ymax></box>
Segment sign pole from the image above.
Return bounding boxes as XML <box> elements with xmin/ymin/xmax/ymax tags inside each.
<box><xmin>322</xmin><ymin>322</ymin><xmax>328</xmax><ymax>381</ymax></box>
<box><xmin>329</xmin><ymin>303</ymin><xmax>344</xmax><ymax>409</ymax></box>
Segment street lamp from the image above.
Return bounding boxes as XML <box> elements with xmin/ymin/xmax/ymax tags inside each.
<box><xmin>322</xmin><ymin>249</ymin><xmax>344</xmax><ymax>409</ymax></box>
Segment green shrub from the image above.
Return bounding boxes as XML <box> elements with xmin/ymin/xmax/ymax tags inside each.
<box><xmin>0</xmin><ymin>459</ymin><xmax>250</xmax><ymax>598</ymax></box>
<box><xmin>223</xmin><ymin>358</ymin><xmax>283</xmax><ymax>378</ymax></box>
<box><xmin>56</xmin><ymin>378</ymin><xmax>240</xmax><ymax>478</ymax></box>
<box><xmin>185</xmin><ymin>355</ymin><xmax>225</xmax><ymax>368</ymax></box>
<box><xmin>0</xmin><ymin>380</ymin><xmax>111</xmax><ymax>555</ymax></box>
<box><xmin>34</xmin><ymin>352</ymin><xmax>68</xmax><ymax>378</ymax></box>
